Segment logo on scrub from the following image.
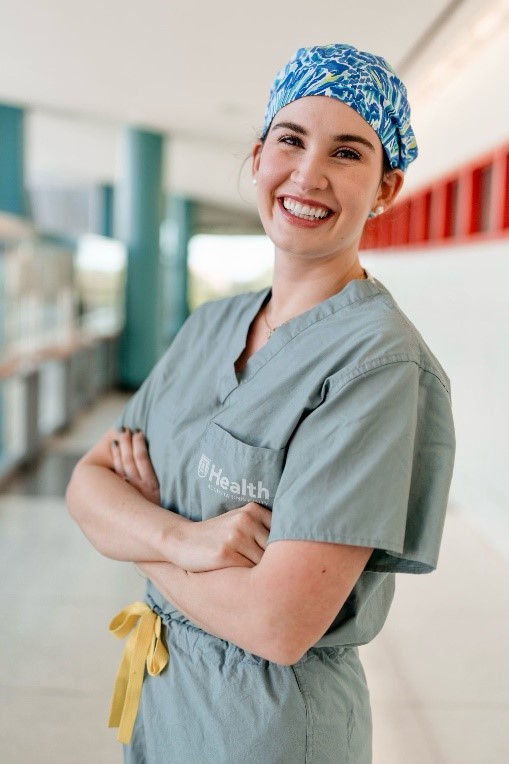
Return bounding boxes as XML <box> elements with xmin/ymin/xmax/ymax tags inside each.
<box><xmin>198</xmin><ymin>454</ymin><xmax>211</xmax><ymax>478</ymax></box>
<box><xmin>197</xmin><ymin>452</ymin><xmax>270</xmax><ymax>503</ymax></box>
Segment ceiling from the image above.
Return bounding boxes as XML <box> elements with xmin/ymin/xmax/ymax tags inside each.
<box><xmin>0</xmin><ymin>0</ymin><xmax>489</xmax><ymax>226</ymax></box>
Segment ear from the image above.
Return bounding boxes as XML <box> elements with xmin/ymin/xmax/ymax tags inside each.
<box><xmin>251</xmin><ymin>141</ymin><xmax>263</xmax><ymax>179</ymax></box>
<box><xmin>376</xmin><ymin>169</ymin><xmax>405</xmax><ymax>211</ymax></box>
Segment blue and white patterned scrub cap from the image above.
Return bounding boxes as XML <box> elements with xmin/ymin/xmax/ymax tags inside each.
<box><xmin>262</xmin><ymin>43</ymin><xmax>418</xmax><ymax>172</ymax></box>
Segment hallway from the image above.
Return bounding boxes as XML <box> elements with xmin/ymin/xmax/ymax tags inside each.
<box><xmin>0</xmin><ymin>392</ymin><xmax>507</xmax><ymax>764</ymax></box>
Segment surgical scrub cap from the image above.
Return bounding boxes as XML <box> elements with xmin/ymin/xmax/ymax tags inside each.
<box><xmin>262</xmin><ymin>43</ymin><xmax>418</xmax><ymax>172</ymax></box>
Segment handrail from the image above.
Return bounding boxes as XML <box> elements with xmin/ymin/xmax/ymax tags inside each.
<box><xmin>0</xmin><ymin>323</ymin><xmax>121</xmax><ymax>381</ymax></box>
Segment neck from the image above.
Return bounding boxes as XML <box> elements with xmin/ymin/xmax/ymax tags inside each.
<box><xmin>266</xmin><ymin>251</ymin><xmax>365</xmax><ymax>325</ymax></box>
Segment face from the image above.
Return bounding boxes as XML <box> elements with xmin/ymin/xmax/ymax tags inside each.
<box><xmin>252</xmin><ymin>96</ymin><xmax>403</xmax><ymax>263</ymax></box>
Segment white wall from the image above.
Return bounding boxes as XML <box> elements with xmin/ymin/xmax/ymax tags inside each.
<box><xmin>362</xmin><ymin>239</ymin><xmax>509</xmax><ymax>558</ymax></box>
<box><xmin>404</xmin><ymin>9</ymin><xmax>509</xmax><ymax>193</ymax></box>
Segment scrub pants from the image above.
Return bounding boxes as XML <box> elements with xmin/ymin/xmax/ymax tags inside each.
<box><xmin>123</xmin><ymin>591</ymin><xmax>372</xmax><ymax>764</ymax></box>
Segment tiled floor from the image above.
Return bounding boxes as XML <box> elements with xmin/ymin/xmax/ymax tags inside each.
<box><xmin>0</xmin><ymin>392</ymin><xmax>507</xmax><ymax>764</ymax></box>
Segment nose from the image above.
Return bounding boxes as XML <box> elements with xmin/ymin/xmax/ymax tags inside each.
<box><xmin>290</xmin><ymin>151</ymin><xmax>329</xmax><ymax>192</ymax></box>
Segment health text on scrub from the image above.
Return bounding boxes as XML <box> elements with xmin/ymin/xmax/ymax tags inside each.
<box><xmin>198</xmin><ymin>453</ymin><xmax>270</xmax><ymax>504</ymax></box>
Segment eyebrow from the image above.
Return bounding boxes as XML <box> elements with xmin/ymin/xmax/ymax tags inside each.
<box><xmin>271</xmin><ymin>120</ymin><xmax>376</xmax><ymax>153</ymax></box>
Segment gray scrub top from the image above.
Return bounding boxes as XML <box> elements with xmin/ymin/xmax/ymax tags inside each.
<box><xmin>118</xmin><ymin>275</ymin><xmax>455</xmax><ymax>649</ymax></box>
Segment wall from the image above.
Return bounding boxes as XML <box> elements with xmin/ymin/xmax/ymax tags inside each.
<box><xmin>362</xmin><ymin>238</ymin><xmax>509</xmax><ymax>558</ymax></box>
<box><xmin>404</xmin><ymin>12</ymin><xmax>509</xmax><ymax>193</ymax></box>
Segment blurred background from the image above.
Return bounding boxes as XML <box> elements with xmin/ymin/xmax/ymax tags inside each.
<box><xmin>0</xmin><ymin>1</ymin><xmax>507</xmax><ymax>762</ymax></box>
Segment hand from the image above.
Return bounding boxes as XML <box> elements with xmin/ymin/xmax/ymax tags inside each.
<box><xmin>111</xmin><ymin>428</ymin><xmax>161</xmax><ymax>506</ymax></box>
<box><xmin>110</xmin><ymin>428</ymin><xmax>271</xmax><ymax>572</ymax></box>
<box><xmin>174</xmin><ymin>502</ymin><xmax>272</xmax><ymax>572</ymax></box>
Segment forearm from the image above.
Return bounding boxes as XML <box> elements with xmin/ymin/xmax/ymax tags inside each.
<box><xmin>140</xmin><ymin>560</ymin><xmax>297</xmax><ymax>665</ymax></box>
<box><xmin>140</xmin><ymin>540</ymin><xmax>372</xmax><ymax>664</ymax></box>
<box><xmin>66</xmin><ymin>462</ymin><xmax>190</xmax><ymax>563</ymax></box>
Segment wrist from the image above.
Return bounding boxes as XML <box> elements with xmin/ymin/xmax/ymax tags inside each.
<box><xmin>157</xmin><ymin>510</ymin><xmax>193</xmax><ymax>564</ymax></box>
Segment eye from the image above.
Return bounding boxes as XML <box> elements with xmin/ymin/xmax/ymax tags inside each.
<box><xmin>277</xmin><ymin>134</ymin><xmax>304</xmax><ymax>148</ymax></box>
<box><xmin>333</xmin><ymin>147</ymin><xmax>361</xmax><ymax>160</ymax></box>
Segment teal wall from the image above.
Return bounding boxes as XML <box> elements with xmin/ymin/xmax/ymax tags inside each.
<box><xmin>0</xmin><ymin>105</ymin><xmax>26</xmax><ymax>217</ymax></box>
<box><xmin>115</xmin><ymin>127</ymin><xmax>163</xmax><ymax>388</ymax></box>
<box><xmin>160</xmin><ymin>195</ymin><xmax>193</xmax><ymax>351</ymax></box>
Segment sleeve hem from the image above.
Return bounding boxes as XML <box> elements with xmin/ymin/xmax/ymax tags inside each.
<box><xmin>267</xmin><ymin>532</ymin><xmax>438</xmax><ymax>574</ymax></box>
<box><xmin>329</xmin><ymin>356</ymin><xmax>450</xmax><ymax>397</ymax></box>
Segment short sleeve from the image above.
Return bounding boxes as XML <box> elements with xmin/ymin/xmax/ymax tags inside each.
<box><xmin>269</xmin><ymin>361</ymin><xmax>455</xmax><ymax>574</ymax></box>
<box><xmin>114</xmin><ymin>352</ymin><xmax>168</xmax><ymax>432</ymax></box>
<box><xmin>114</xmin><ymin>307</ymin><xmax>202</xmax><ymax>432</ymax></box>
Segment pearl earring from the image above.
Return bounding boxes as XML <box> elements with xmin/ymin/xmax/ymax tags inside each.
<box><xmin>368</xmin><ymin>205</ymin><xmax>384</xmax><ymax>219</ymax></box>
<box><xmin>252</xmin><ymin>178</ymin><xmax>257</xmax><ymax>185</ymax></box>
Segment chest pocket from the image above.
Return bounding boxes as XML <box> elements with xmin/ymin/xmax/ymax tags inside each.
<box><xmin>196</xmin><ymin>421</ymin><xmax>285</xmax><ymax>519</ymax></box>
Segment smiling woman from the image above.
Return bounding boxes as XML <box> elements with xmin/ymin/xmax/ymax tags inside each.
<box><xmin>66</xmin><ymin>43</ymin><xmax>455</xmax><ymax>764</ymax></box>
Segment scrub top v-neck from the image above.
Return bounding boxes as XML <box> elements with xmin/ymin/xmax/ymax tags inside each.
<box><xmin>117</xmin><ymin>275</ymin><xmax>455</xmax><ymax>650</ymax></box>
<box><xmin>219</xmin><ymin>285</ymin><xmax>271</xmax><ymax>399</ymax></box>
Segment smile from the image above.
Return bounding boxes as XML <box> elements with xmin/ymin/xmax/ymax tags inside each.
<box><xmin>282</xmin><ymin>197</ymin><xmax>332</xmax><ymax>221</ymax></box>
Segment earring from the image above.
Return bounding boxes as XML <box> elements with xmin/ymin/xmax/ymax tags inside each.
<box><xmin>368</xmin><ymin>205</ymin><xmax>384</xmax><ymax>219</ymax></box>
<box><xmin>252</xmin><ymin>178</ymin><xmax>257</xmax><ymax>185</ymax></box>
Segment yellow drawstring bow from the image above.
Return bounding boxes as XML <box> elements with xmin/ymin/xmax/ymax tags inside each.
<box><xmin>108</xmin><ymin>601</ymin><xmax>169</xmax><ymax>744</ymax></box>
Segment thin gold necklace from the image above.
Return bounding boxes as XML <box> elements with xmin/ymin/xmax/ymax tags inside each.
<box><xmin>263</xmin><ymin>269</ymin><xmax>367</xmax><ymax>339</ymax></box>
<box><xmin>263</xmin><ymin>310</ymin><xmax>289</xmax><ymax>339</ymax></box>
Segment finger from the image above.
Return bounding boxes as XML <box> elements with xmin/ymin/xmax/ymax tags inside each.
<box><xmin>259</xmin><ymin>507</ymin><xmax>272</xmax><ymax>531</ymax></box>
<box><xmin>211</xmin><ymin>545</ymin><xmax>258</xmax><ymax>569</ymax></box>
<box><xmin>229</xmin><ymin>505</ymin><xmax>270</xmax><ymax>556</ymax></box>
<box><xmin>247</xmin><ymin>503</ymin><xmax>272</xmax><ymax>530</ymax></box>
<box><xmin>234</xmin><ymin>525</ymin><xmax>268</xmax><ymax>565</ymax></box>
<box><xmin>110</xmin><ymin>440</ymin><xmax>125</xmax><ymax>477</ymax></box>
<box><xmin>254</xmin><ymin>526</ymin><xmax>270</xmax><ymax>551</ymax></box>
<box><xmin>117</xmin><ymin>428</ymin><xmax>141</xmax><ymax>481</ymax></box>
<box><xmin>132</xmin><ymin>431</ymin><xmax>159</xmax><ymax>487</ymax></box>
<box><xmin>232</xmin><ymin>552</ymin><xmax>259</xmax><ymax>568</ymax></box>
<box><xmin>240</xmin><ymin>540</ymin><xmax>265</xmax><ymax>566</ymax></box>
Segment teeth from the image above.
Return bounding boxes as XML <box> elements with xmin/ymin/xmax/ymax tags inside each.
<box><xmin>283</xmin><ymin>197</ymin><xmax>329</xmax><ymax>220</ymax></box>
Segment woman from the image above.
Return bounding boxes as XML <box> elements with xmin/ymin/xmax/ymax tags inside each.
<box><xmin>67</xmin><ymin>44</ymin><xmax>455</xmax><ymax>763</ymax></box>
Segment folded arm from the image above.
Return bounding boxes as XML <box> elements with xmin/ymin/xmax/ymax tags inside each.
<box><xmin>139</xmin><ymin>539</ymin><xmax>372</xmax><ymax>665</ymax></box>
<box><xmin>68</xmin><ymin>426</ymin><xmax>372</xmax><ymax>663</ymax></box>
<box><xmin>66</xmin><ymin>428</ymin><xmax>271</xmax><ymax>571</ymax></box>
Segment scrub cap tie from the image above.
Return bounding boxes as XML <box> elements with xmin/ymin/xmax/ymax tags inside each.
<box><xmin>262</xmin><ymin>43</ymin><xmax>418</xmax><ymax>172</ymax></box>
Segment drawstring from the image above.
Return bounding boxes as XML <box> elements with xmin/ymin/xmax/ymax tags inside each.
<box><xmin>108</xmin><ymin>601</ymin><xmax>169</xmax><ymax>744</ymax></box>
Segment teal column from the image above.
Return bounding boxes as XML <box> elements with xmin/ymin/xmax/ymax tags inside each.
<box><xmin>0</xmin><ymin>251</ymin><xmax>5</xmax><ymax>463</ymax></box>
<box><xmin>97</xmin><ymin>184</ymin><xmax>114</xmax><ymax>237</ymax></box>
<box><xmin>0</xmin><ymin>104</ymin><xmax>26</xmax><ymax>216</ymax></box>
<box><xmin>115</xmin><ymin>128</ymin><xmax>163</xmax><ymax>388</ymax></box>
<box><xmin>160</xmin><ymin>195</ymin><xmax>193</xmax><ymax>351</ymax></box>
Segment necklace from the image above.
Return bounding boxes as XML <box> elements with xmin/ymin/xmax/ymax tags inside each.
<box><xmin>263</xmin><ymin>310</ymin><xmax>289</xmax><ymax>339</ymax></box>
<box><xmin>263</xmin><ymin>269</ymin><xmax>367</xmax><ymax>340</ymax></box>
